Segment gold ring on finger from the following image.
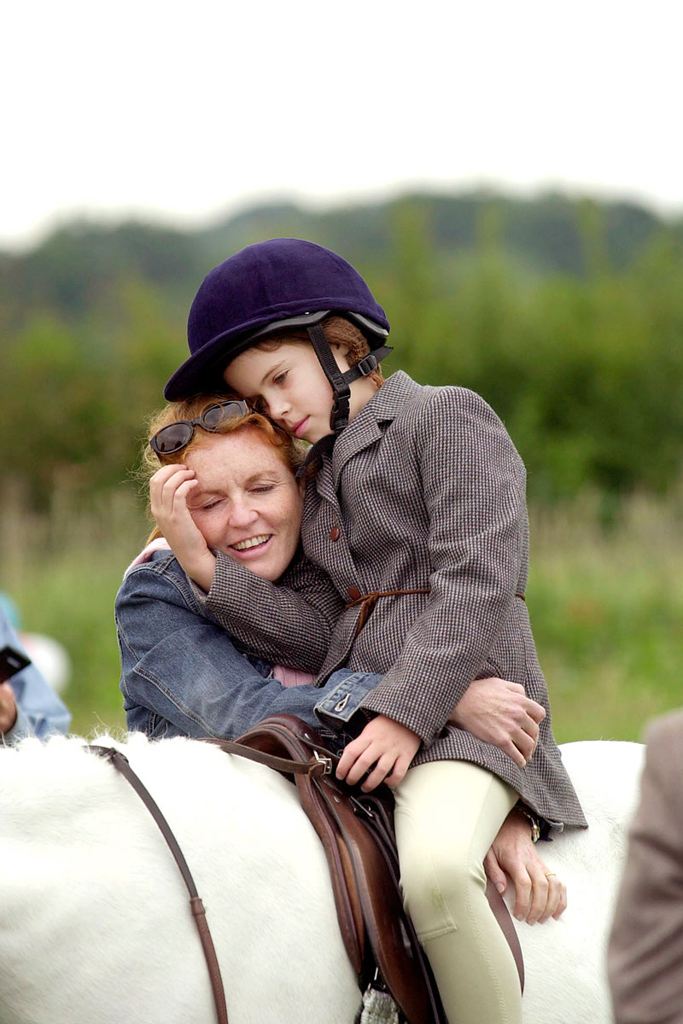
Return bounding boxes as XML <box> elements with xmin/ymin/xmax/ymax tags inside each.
<box><xmin>545</xmin><ymin>872</ymin><xmax>557</xmax><ymax>879</ymax></box>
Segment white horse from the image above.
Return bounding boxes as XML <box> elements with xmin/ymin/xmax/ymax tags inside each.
<box><xmin>0</xmin><ymin>734</ymin><xmax>642</xmax><ymax>1024</ymax></box>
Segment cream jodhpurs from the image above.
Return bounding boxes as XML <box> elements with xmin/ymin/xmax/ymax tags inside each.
<box><xmin>394</xmin><ymin>761</ymin><xmax>520</xmax><ymax>1024</ymax></box>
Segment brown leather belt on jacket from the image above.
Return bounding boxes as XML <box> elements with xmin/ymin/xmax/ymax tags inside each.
<box><xmin>345</xmin><ymin>588</ymin><xmax>430</xmax><ymax>637</ymax></box>
<box><xmin>345</xmin><ymin>588</ymin><xmax>525</xmax><ymax>637</ymax></box>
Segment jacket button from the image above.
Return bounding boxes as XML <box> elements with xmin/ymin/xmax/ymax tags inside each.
<box><xmin>347</xmin><ymin>586</ymin><xmax>362</xmax><ymax>601</ymax></box>
<box><xmin>329</xmin><ymin>526</ymin><xmax>341</xmax><ymax>541</ymax></box>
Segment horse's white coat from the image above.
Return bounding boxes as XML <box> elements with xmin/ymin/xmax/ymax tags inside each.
<box><xmin>514</xmin><ymin>740</ymin><xmax>643</xmax><ymax>1023</ymax></box>
<box><xmin>0</xmin><ymin>734</ymin><xmax>643</xmax><ymax>1024</ymax></box>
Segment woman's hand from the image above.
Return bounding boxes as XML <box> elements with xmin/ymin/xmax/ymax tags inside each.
<box><xmin>149</xmin><ymin>465</ymin><xmax>216</xmax><ymax>591</ymax></box>
<box><xmin>0</xmin><ymin>683</ymin><xmax>18</xmax><ymax>734</ymax></box>
<box><xmin>484</xmin><ymin>806</ymin><xmax>567</xmax><ymax>923</ymax></box>
<box><xmin>336</xmin><ymin>715</ymin><xmax>421</xmax><ymax>792</ymax></box>
<box><xmin>449</xmin><ymin>677</ymin><xmax>546</xmax><ymax>768</ymax></box>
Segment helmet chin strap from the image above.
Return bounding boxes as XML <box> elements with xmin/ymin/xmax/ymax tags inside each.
<box><xmin>306</xmin><ymin>324</ymin><xmax>393</xmax><ymax>434</ymax></box>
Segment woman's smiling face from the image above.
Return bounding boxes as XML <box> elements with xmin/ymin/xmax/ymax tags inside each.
<box><xmin>184</xmin><ymin>426</ymin><xmax>303</xmax><ymax>582</ymax></box>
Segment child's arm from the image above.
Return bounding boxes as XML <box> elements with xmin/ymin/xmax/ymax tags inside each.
<box><xmin>117</xmin><ymin>562</ymin><xmax>349</xmax><ymax>736</ymax></box>
<box><xmin>124</xmin><ymin>537</ymin><xmax>171</xmax><ymax>575</ymax></box>
<box><xmin>206</xmin><ymin>550</ymin><xmax>345</xmax><ymax>671</ymax></box>
<box><xmin>360</xmin><ymin>387</ymin><xmax>530</xmax><ymax>745</ymax></box>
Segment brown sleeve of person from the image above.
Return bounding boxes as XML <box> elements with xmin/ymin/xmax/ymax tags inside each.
<box><xmin>608</xmin><ymin>709</ymin><xmax>683</xmax><ymax>1024</ymax></box>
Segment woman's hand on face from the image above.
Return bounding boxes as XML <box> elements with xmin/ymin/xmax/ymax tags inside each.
<box><xmin>449</xmin><ymin>677</ymin><xmax>546</xmax><ymax>768</ymax></box>
<box><xmin>484</xmin><ymin>806</ymin><xmax>567</xmax><ymax>924</ymax></box>
<box><xmin>335</xmin><ymin>715</ymin><xmax>420</xmax><ymax>792</ymax></box>
<box><xmin>149</xmin><ymin>465</ymin><xmax>216</xmax><ymax>592</ymax></box>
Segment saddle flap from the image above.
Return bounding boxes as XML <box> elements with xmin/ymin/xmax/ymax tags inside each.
<box><xmin>232</xmin><ymin>716</ymin><xmax>366</xmax><ymax>976</ymax></box>
<box><xmin>317</xmin><ymin>775</ymin><xmax>445</xmax><ymax>1024</ymax></box>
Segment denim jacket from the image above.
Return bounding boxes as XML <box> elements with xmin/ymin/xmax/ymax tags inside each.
<box><xmin>115</xmin><ymin>552</ymin><xmax>379</xmax><ymax>740</ymax></box>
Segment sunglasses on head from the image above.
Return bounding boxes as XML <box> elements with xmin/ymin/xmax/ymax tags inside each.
<box><xmin>149</xmin><ymin>400</ymin><xmax>251</xmax><ymax>456</ymax></box>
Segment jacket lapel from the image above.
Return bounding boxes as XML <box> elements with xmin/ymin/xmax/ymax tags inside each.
<box><xmin>332</xmin><ymin>371</ymin><xmax>424</xmax><ymax>483</ymax></box>
<box><xmin>313</xmin><ymin>456</ymin><xmax>338</xmax><ymax>505</ymax></box>
<box><xmin>332</xmin><ymin>417</ymin><xmax>383</xmax><ymax>482</ymax></box>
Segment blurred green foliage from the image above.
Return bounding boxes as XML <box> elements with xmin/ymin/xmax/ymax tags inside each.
<box><xmin>2</xmin><ymin>192</ymin><xmax>681</xmax><ymax>511</ymax></box>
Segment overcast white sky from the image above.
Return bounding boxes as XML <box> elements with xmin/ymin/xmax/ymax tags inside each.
<box><xmin>3</xmin><ymin>0</ymin><xmax>681</xmax><ymax>249</ymax></box>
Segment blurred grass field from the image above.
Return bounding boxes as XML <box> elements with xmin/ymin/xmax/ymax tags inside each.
<box><xmin>527</xmin><ymin>492</ymin><xmax>682</xmax><ymax>741</ymax></box>
<box><xmin>1</xmin><ymin>486</ymin><xmax>681</xmax><ymax>742</ymax></box>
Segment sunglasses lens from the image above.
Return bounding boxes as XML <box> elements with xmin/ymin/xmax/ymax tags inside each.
<box><xmin>202</xmin><ymin>401</ymin><xmax>248</xmax><ymax>429</ymax></box>
<box><xmin>151</xmin><ymin>402</ymin><xmax>249</xmax><ymax>456</ymax></box>
<box><xmin>201</xmin><ymin>404</ymin><xmax>228</xmax><ymax>429</ymax></box>
<box><xmin>152</xmin><ymin>424</ymin><xmax>193</xmax><ymax>454</ymax></box>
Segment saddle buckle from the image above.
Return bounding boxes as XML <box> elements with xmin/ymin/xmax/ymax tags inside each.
<box><xmin>313</xmin><ymin>750</ymin><xmax>333</xmax><ymax>775</ymax></box>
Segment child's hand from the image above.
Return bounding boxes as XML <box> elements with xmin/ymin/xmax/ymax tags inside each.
<box><xmin>336</xmin><ymin>715</ymin><xmax>420</xmax><ymax>792</ymax></box>
<box><xmin>125</xmin><ymin>537</ymin><xmax>172</xmax><ymax>575</ymax></box>
<box><xmin>149</xmin><ymin>465</ymin><xmax>216</xmax><ymax>591</ymax></box>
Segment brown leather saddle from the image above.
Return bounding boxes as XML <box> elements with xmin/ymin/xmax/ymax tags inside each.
<box><xmin>213</xmin><ymin>714</ymin><xmax>524</xmax><ymax>1024</ymax></box>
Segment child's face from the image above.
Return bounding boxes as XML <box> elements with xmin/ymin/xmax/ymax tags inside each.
<box><xmin>224</xmin><ymin>340</ymin><xmax>362</xmax><ymax>444</ymax></box>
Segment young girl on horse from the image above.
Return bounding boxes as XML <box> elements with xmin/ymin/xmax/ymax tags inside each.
<box><xmin>156</xmin><ymin>239</ymin><xmax>586</xmax><ymax>1024</ymax></box>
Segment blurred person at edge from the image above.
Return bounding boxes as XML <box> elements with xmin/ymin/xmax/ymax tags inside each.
<box><xmin>608</xmin><ymin>709</ymin><xmax>683</xmax><ymax>1024</ymax></box>
<box><xmin>0</xmin><ymin>596</ymin><xmax>71</xmax><ymax>741</ymax></box>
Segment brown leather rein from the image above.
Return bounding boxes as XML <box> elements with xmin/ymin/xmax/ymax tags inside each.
<box><xmin>86</xmin><ymin>740</ymin><xmax>334</xmax><ymax>1024</ymax></box>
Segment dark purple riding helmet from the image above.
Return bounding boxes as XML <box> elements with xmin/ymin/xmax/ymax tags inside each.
<box><xmin>164</xmin><ymin>238</ymin><xmax>392</xmax><ymax>432</ymax></box>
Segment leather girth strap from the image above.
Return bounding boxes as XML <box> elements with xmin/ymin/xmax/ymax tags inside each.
<box><xmin>86</xmin><ymin>745</ymin><xmax>229</xmax><ymax>1024</ymax></box>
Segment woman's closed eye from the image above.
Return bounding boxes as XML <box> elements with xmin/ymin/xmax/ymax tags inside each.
<box><xmin>190</xmin><ymin>497</ymin><xmax>223</xmax><ymax>512</ymax></box>
<box><xmin>272</xmin><ymin>370</ymin><xmax>289</xmax><ymax>386</ymax></box>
